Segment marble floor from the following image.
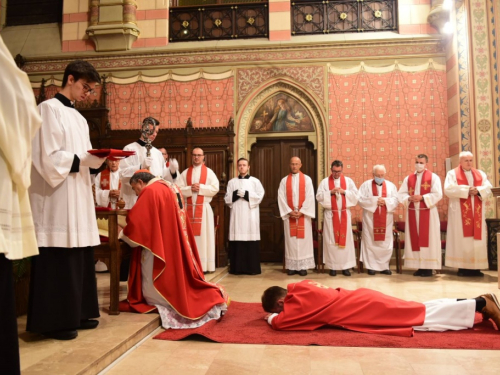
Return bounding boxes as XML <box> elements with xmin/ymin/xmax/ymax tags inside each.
<box><xmin>18</xmin><ymin>265</ymin><xmax>500</xmax><ymax>375</ymax></box>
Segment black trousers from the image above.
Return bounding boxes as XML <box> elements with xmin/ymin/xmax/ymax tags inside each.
<box><xmin>27</xmin><ymin>247</ymin><xmax>100</xmax><ymax>333</ymax></box>
<box><xmin>0</xmin><ymin>254</ymin><xmax>21</xmax><ymax>375</ymax></box>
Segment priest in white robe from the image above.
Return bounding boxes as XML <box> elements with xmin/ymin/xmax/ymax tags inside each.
<box><xmin>358</xmin><ymin>165</ymin><xmax>399</xmax><ymax>275</ymax></box>
<box><xmin>224</xmin><ymin>158</ymin><xmax>265</xmax><ymax>275</ymax></box>
<box><xmin>119</xmin><ymin>117</ymin><xmax>178</xmax><ymax>209</ymax></box>
<box><xmin>398</xmin><ymin>154</ymin><xmax>443</xmax><ymax>277</ymax></box>
<box><xmin>178</xmin><ymin>148</ymin><xmax>220</xmax><ymax>272</ymax></box>
<box><xmin>444</xmin><ymin>151</ymin><xmax>492</xmax><ymax>277</ymax></box>
<box><xmin>0</xmin><ymin>35</ymin><xmax>42</xmax><ymax>374</ymax></box>
<box><xmin>28</xmin><ymin>60</ymin><xmax>106</xmax><ymax>340</ymax></box>
<box><xmin>95</xmin><ymin>158</ymin><xmax>121</xmax><ymax>208</ymax></box>
<box><xmin>278</xmin><ymin>157</ymin><xmax>316</xmax><ymax>276</ymax></box>
<box><xmin>316</xmin><ymin>160</ymin><xmax>359</xmax><ymax>277</ymax></box>
<box><xmin>159</xmin><ymin>147</ymin><xmax>180</xmax><ymax>183</ymax></box>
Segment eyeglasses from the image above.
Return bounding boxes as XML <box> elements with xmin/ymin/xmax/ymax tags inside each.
<box><xmin>192</xmin><ymin>154</ymin><xmax>204</xmax><ymax>157</ymax></box>
<box><xmin>81</xmin><ymin>82</ymin><xmax>95</xmax><ymax>95</ymax></box>
<box><xmin>331</xmin><ymin>170</ymin><xmax>342</xmax><ymax>174</ymax></box>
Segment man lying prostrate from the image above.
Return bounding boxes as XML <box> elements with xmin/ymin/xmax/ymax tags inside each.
<box><xmin>119</xmin><ymin>170</ymin><xmax>229</xmax><ymax>329</ymax></box>
<box><xmin>261</xmin><ymin>280</ymin><xmax>500</xmax><ymax>336</ymax></box>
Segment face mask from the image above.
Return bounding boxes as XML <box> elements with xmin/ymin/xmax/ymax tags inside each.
<box><xmin>374</xmin><ymin>177</ymin><xmax>385</xmax><ymax>185</ymax></box>
<box><xmin>415</xmin><ymin>163</ymin><xmax>425</xmax><ymax>172</ymax></box>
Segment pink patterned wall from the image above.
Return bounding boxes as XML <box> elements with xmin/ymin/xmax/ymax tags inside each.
<box><xmin>328</xmin><ymin>69</ymin><xmax>449</xmax><ymax>221</ymax></box>
<box><xmin>107</xmin><ymin>78</ymin><xmax>234</xmax><ymax>129</ymax></box>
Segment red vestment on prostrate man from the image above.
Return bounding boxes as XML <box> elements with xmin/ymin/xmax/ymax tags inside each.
<box><xmin>271</xmin><ymin>280</ymin><xmax>425</xmax><ymax>337</ymax></box>
<box><xmin>119</xmin><ymin>178</ymin><xmax>228</xmax><ymax>320</ymax></box>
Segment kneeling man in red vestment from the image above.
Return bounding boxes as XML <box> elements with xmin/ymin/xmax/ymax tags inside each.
<box><xmin>119</xmin><ymin>170</ymin><xmax>229</xmax><ymax>329</ymax></box>
<box><xmin>262</xmin><ymin>280</ymin><xmax>500</xmax><ymax>336</ymax></box>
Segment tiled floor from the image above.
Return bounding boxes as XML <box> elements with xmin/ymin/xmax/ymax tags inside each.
<box><xmin>18</xmin><ymin>265</ymin><xmax>500</xmax><ymax>374</ymax></box>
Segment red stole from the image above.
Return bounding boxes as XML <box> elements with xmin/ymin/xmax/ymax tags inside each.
<box><xmin>407</xmin><ymin>170</ymin><xmax>432</xmax><ymax>251</ymax></box>
<box><xmin>99</xmin><ymin>168</ymin><xmax>121</xmax><ymax>208</ymax></box>
<box><xmin>455</xmin><ymin>167</ymin><xmax>483</xmax><ymax>240</ymax></box>
<box><xmin>329</xmin><ymin>174</ymin><xmax>348</xmax><ymax>248</ymax></box>
<box><xmin>119</xmin><ymin>180</ymin><xmax>228</xmax><ymax>318</ymax></box>
<box><xmin>186</xmin><ymin>165</ymin><xmax>208</xmax><ymax>236</ymax></box>
<box><xmin>372</xmin><ymin>181</ymin><xmax>387</xmax><ymax>241</ymax></box>
<box><xmin>286</xmin><ymin>172</ymin><xmax>306</xmax><ymax>239</ymax></box>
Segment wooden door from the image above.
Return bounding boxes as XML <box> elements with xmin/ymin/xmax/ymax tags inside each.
<box><xmin>250</xmin><ymin>138</ymin><xmax>317</xmax><ymax>262</ymax></box>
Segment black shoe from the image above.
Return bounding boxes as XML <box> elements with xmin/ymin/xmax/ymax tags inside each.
<box><xmin>420</xmin><ymin>269</ymin><xmax>433</xmax><ymax>277</ymax></box>
<box><xmin>287</xmin><ymin>270</ymin><xmax>296</xmax><ymax>276</ymax></box>
<box><xmin>79</xmin><ymin>319</ymin><xmax>99</xmax><ymax>330</ymax></box>
<box><xmin>367</xmin><ymin>269</ymin><xmax>376</xmax><ymax>275</ymax></box>
<box><xmin>329</xmin><ymin>270</ymin><xmax>337</xmax><ymax>277</ymax></box>
<box><xmin>43</xmin><ymin>330</ymin><xmax>78</xmax><ymax>340</ymax></box>
<box><xmin>299</xmin><ymin>270</ymin><xmax>307</xmax><ymax>276</ymax></box>
<box><xmin>470</xmin><ymin>270</ymin><xmax>484</xmax><ymax>277</ymax></box>
<box><xmin>457</xmin><ymin>268</ymin><xmax>467</xmax><ymax>277</ymax></box>
<box><xmin>342</xmin><ymin>269</ymin><xmax>351</xmax><ymax>277</ymax></box>
<box><xmin>463</xmin><ymin>269</ymin><xmax>484</xmax><ymax>277</ymax></box>
<box><xmin>413</xmin><ymin>269</ymin><xmax>423</xmax><ymax>276</ymax></box>
<box><xmin>380</xmin><ymin>270</ymin><xmax>392</xmax><ymax>275</ymax></box>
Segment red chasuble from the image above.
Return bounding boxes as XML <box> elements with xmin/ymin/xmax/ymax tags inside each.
<box><xmin>455</xmin><ymin>167</ymin><xmax>483</xmax><ymax>240</ymax></box>
<box><xmin>372</xmin><ymin>180</ymin><xmax>387</xmax><ymax>241</ymax></box>
<box><xmin>119</xmin><ymin>179</ymin><xmax>228</xmax><ymax>319</ymax></box>
<box><xmin>186</xmin><ymin>165</ymin><xmax>208</xmax><ymax>236</ymax></box>
<box><xmin>286</xmin><ymin>172</ymin><xmax>306</xmax><ymax>239</ymax></box>
<box><xmin>271</xmin><ymin>280</ymin><xmax>425</xmax><ymax>337</ymax></box>
<box><xmin>407</xmin><ymin>170</ymin><xmax>432</xmax><ymax>251</ymax></box>
<box><xmin>329</xmin><ymin>174</ymin><xmax>348</xmax><ymax>247</ymax></box>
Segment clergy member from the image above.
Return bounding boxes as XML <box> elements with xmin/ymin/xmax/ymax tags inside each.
<box><xmin>28</xmin><ymin>60</ymin><xmax>106</xmax><ymax>340</ymax></box>
<box><xmin>119</xmin><ymin>171</ymin><xmax>228</xmax><ymax>329</ymax></box>
<box><xmin>444</xmin><ymin>151</ymin><xmax>492</xmax><ymax>277</ymax></box>
<box><xmin>159</xmin><ymin>147</ymin><xmax>179</xmax><ymax>181</ymax></box>
<box><xmin>316</xmin><ymin>160</ymin><xmax>358</xmax><ymax>277</ymax></box>
<box><xmin>397</xmin><ymin>154</ymin><xmax>443</xmax><ymax>277</ymax></box>
<box><xmin>358</xmin><ymin>165</ymin><xmax>399</xmax><ymax>275</ymax></box>
<box><xmin>0</xmin><ymin>34</ymin><xmax>42</xmax><ymax>374</ymax></box>
<box><xmin>224</xmin><ymin>158</ymin><xmax>265</xmax><ymax>275</ymax></box>
<box><xmin>95</xmin><ymin>158</ymin><xmax>121</xmax><ymax>208</ymax></box>
<box><xmin>178</xmin><ymin>148</ymin><xmax>220</xmax><ymax>273</ymax></box>
<box><xmin>119</xmin><ymin>118</ymin><xmax>177</xmax><ymax>209</ymax></box>
<box><xmin>262</xmin><ymin>280</ymin><xmax>500</xmax><ymax>335</ymax></box>
<box><xmin>278</xmin><ymin>157</ymin><xmax>316</xmax><ymax>276</ymax></box>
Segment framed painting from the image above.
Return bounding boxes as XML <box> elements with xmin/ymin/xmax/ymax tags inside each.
<box><xmin>249</xmin><ymin>93</ymin><xmax>314</xmax><ymax>133</ymax></box>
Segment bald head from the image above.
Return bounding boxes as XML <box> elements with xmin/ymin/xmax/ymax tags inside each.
<box><xmin>192</xmin><ymin>147</ymin><xmax>205</xmax><ymax>166</ymax></box>
<box><xmin>289</xmin><ymin>157</ymin><xmax>302</xmax><ymax>174</ymax></box>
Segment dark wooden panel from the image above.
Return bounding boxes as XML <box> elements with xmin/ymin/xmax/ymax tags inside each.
<box><xmin>6</xmin><ymin>0</ymin><xmax>63</xmax><ymax>26</ymax></box>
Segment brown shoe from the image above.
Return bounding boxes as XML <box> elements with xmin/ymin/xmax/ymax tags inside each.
<box><xmin>480</xmin><ymin>293</ymin><xmax>500</xmax><ymax>330</ymax></box>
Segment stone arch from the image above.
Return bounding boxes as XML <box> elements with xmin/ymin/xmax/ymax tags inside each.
<box><xmin>235</xmin><ymin>76</ymin><xmax>329</xmax><ymax>184</ymax></box>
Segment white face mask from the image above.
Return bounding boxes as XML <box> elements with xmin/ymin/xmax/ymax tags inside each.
<box><xmin>415</xmin><ymin>163</ymin><xmax>425</xmax><ymax>173</ymax></box>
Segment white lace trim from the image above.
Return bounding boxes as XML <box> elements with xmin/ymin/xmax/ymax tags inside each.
<box><xmin>157</xmin><ymin>303</ymin><xmax>227</xmax><ymax>329</ymax></box>
<box><xmin>285</xmin><ymin>257</ymin><xmax>316</xmax><ymax>271</ymax></box>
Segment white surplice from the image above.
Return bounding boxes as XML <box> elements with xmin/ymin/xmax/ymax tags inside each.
<box><xmin>444</xmin><ymin>168</ymin><xmax>492</xmax><ymax>269</ymax></box>
<box><xmin>316</xmin><ymin>176</ymin><xmax>358</xmax><ymax>270</ymax></box>
<box><xmin>178</xmin><ymin>165</ymin><xmax>219</xmax><ymax>272</ymax></box>
<box><xmin>224</xmin><ymin>176</ymin><xmax>265</xmax><ymax>241</ymax></box>
<box><xmin>0</xmin><ymin>36</ymin><xmax>42</xmax><ymax>260</ymax></box>
<box><xmin>119</xmin><ymin>142</ymin><xmax>176</xmax><ymax>209</ymax></box>
<box><xmin>29</xmin><ymin>98</ymin><xmax>100</xmax><ymax>248</ymax></box>
<box><xmin>95</xmin><ymin>169</ymin><xmax>120</xmax><ymax>207</ymax></box>
<box><xmin>278</xmin><ymin>173</ymin><xmax>316</xmax><ymax>271</ymax></box>
<box><xmin>397</xmin><ymin>171</ymin><xmax>443</xmax><ymax>270</ymax></box>
<box><xmin>358</xmin><ymin>179</ymin><xmax>399</xmax><ymax>271</ymax></box>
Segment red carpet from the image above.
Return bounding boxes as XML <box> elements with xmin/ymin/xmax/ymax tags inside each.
<box><xmin>154</xmin><ymin>301</ymin><xmax>500</xmax><ymax>349</ymax></box>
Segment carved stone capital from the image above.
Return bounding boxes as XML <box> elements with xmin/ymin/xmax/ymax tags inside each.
<box><xmin>427</xmin><ymin>0</ymin><xmax>451</xmax><ymax>34</ymax></box>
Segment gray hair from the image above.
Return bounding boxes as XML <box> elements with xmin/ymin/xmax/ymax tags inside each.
<box><xmin>372</xmin><ymin>164</ymin><xmax>386</xmax><ymax>174</ymax></box>
<box><xmin>130</xmin><ymin>172</ymin><xmax>155</xmax><ymax>185</ymax></box>
<box><xmin>459</xmin><ymin>151</ymin><xmax>473</xmax><ymax>158</ymax></box>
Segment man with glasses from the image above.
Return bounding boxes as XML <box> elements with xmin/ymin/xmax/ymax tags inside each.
<box><xmin>178</xmin><ymin>148</ymin><xmax>219</xmax><ymax>273</ymax></box>
<box><xmin>316</xmin><ymin>160</ymin><xmax>359</xmax><ymax>277</ymax></box>
<box><xmin>120</xmin><ymin>117</ymin><xmax>176</xmax><ymax>209</ymax></box>
<box><xmin>28</xmin><ymin>60</ymin><xmax>106</xmax><ymax>340</ymax></box>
